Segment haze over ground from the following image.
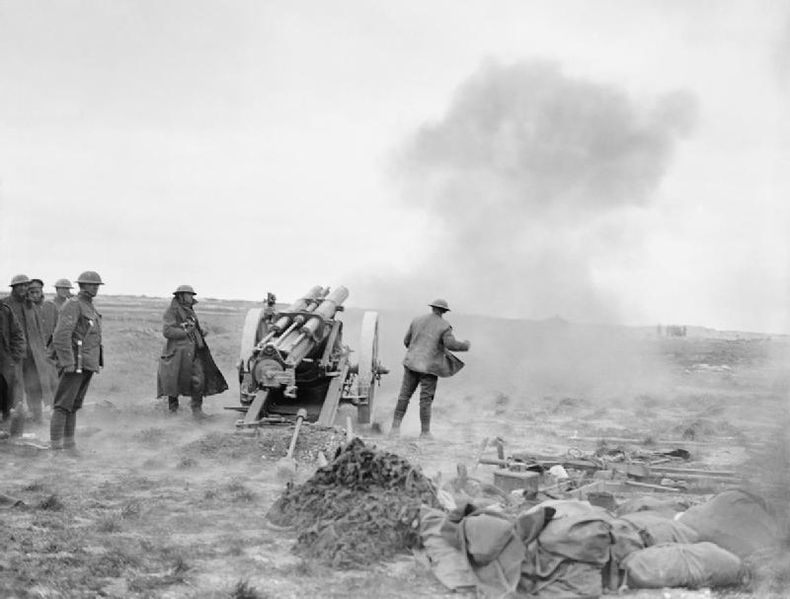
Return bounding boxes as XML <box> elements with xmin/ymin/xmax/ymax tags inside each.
<box><xmin>1</xmin><ymin>1</ymin><xmax>789</xmax><ymax>333</ymax></box>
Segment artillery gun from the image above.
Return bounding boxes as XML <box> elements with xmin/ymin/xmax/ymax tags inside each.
<box><xmin>233</xmin><ymin>285</ymin><xmax>387</xmax><ymax>428</ymax></box>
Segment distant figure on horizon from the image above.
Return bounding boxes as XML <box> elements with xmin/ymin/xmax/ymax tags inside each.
<box><xmin>390</xmin><ymin>298</ymin><xmax>470</xmax><ymax>439</ymax></box>
<box><xmin>50</xmin><ymin>271</ymin><xmax>104</xmax><ymax>455</ymax></box>
<box><xmin>157</xmin><ymin>285</ymin><xmax>228</xmax><ymax>420</ymax></box>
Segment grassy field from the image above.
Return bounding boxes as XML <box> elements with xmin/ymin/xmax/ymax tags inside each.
<box><xmin>1</xmin><ymin>294</ymin><xmax>788</xmax><ymax>598</ymax></box>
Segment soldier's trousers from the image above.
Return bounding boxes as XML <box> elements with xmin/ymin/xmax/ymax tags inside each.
<box><xmin>392</xmin><ymin>367</ymin><xmax>437</xmax><ymax>433</ymax></box>
<box><xmin>50</xmin><ymin>371</ymin><xmax>93</xmax><ymax>448</ymax></box>
<box><xmin>0</xmin><ymin>373</ymin><xmax>12</xmax><ymax>420</ymax></box>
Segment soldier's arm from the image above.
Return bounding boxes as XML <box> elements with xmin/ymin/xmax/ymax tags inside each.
<box><xmin>52</xmin><ymin>302</ymin><xmax>78</xmax><ymax>369</ymax></box>
<box><xmin>7</xmin><ymin>307</ymin><xmax>25</xmax><ymax>363</ymax></box>
<box><xmin>403</xmin><ymin>322</ymin><xmax>413</xmax><ymax>348</ymax></box>
<box><xmin>442</xmin><ymin>327</ymin><xmax>471</xmax><ymax>352</ymax></box>
<box><xmin>162</xmin><ymin>308</ymin><xmax>189</xmax><ymax>340</ymax></box>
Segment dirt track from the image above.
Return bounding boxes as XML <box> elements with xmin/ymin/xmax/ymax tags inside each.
<box><xmin>1</xmin><ymin>296</ymin><xmax>788</xmax><ymax>598</ymax></box>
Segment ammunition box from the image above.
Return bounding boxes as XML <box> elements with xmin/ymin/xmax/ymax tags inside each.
<box><xmin>493</xmin><ymin>470</ymin><xmax>540</xmax><ymax>494</ymax></box>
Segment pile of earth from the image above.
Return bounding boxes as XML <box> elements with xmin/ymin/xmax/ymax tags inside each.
<box><xmin>178</xmin><ymin>426</ymin><xmax>346</xmax><ymax>464</ymax></box>
<box><xmin>266</xmin><ymin>437</ymin><xmax>441</xmax><ymax>568</ymax></box>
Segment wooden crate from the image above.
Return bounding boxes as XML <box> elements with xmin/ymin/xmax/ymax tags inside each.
<box><xmin>493</xmin><ymin>470</ymin><xmax>540</xmax><ymax>494</ymax></box>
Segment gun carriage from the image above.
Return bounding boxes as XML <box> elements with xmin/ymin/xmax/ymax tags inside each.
<box><xmin>233</xmin><ymin>285</ymin><xmax>387</xmax><ymax>428</ymax></box>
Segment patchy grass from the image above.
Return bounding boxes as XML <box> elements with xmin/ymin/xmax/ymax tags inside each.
<box><xmin>37</xmin><ymin>494</ymin><xmax>64</xmax><ymax>511</ymax></box>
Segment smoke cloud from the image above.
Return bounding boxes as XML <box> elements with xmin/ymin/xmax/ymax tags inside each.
<box><xmin>354</xmin><ymin>59</ymin><xmax>697</xmax><ymax>323</ymax></box>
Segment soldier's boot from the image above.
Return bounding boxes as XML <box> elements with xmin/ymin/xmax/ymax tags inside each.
<box><xmin>62</xmin><ymin>412</ymin><xmax>80</xmax><ymax>455</ymax></box>
<box><xmin>191</xmin><ymin>396</ymin><xmax>208</xmax><ymax>421</ymax></box>
<box><xmin>419</xmin><ymin>403</ymin><xmax>433</xmax><ymax>439</ymax></box>
<box><xmin>389</xmin><ymin>400</ymin><xmax>409</xmax><ymax>437</ymax></box>
<box><xmin>50</xmin><ymin>408</ymin><xmax>67</xmax><ymax>449</ymax></box>
<box><xmin>168</xmin><ymin>396</ymin><xmax>179</xmax><ymax>414</ymax></box>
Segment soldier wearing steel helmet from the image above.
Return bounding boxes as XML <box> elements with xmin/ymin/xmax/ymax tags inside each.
<box><xmin>49</xmin><ymin>271</ymin><xmax>104</xmax><ymax>455</ymax></box>
<box><xmin>156</xmin><ymin>285</ymin><xmax>228</xmax><ymax>419</ymax></box>
<box><xmin>389</xmin><ymin>298</ymin><xmax>471</xmax><ymax>439</ymax></box>
<box><xmin>52</xmin><ymin>279</ymin><xmax>74</xmax><ymax>312</ymax></box>
<box><xmin>2</xmin><ymin>274</ymin><xmax>52</xmax><ymax>424</ymax></box>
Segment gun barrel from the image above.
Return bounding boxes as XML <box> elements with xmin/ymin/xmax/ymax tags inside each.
<box><xmin>271</xmin><ymin>285</ymin><xmax>325</xmax><ymax>334</ymax></box>
<box><xmin>300</xmin><ymin>286</ymin><xmax>349</xmax><ymax>338</ymax></box>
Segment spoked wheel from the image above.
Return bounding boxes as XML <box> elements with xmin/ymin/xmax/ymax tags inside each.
<box><xmin>357</xmin><ymin>311</ymin><xmax>381</xmax><ymax>424</ymax></box>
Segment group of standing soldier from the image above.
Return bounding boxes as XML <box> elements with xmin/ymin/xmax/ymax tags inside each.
<box><xmin>0</xmin><ymin>271</ymin><xmax>104</xmax><ymax>455</ymax></box>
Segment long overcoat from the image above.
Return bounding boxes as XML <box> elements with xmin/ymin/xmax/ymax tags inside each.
<box><xmin>0</xmin><ymin>302</ymin><xmax>25</xmax><ymax>388</ymax></box>
<box><xmin>156</xmin><ymin>298</ymin><xmax>227</xmax><ymax>398</ymax></box>
<box><xmin>39</xmin><ymin>300</ymin><xmax>59</xmax><ymax>346</ymax></box>
<box><xmin>2</xmin><ymin>295</ymin><xmax>55</xmax><ymax>394</ymax></box>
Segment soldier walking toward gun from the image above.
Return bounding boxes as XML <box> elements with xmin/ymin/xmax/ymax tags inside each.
<box><xmin>49</xmin><ymin>271</ymin><xmax>104</xmax><ymax>455</ymax></box>
<box><xmin>390</xmin><ymin>298</ymin><xmax>471</xmax><ymax>439</ymax></box>
<box><xmin>157</xmin><ymin>285</ymin><xmax>227</xmax><ymax>420</ymax></box>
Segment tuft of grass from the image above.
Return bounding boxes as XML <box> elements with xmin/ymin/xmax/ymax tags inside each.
<box><xmin>37</xmin><ymin>494</ymin><xmax>64</xmax><ymax>511</ymax></box>
<box><xmin>96</xmin><ymin>514</ymin><xmax>123</xmax><ymax>533</ymax></box>
<box><xmin>225</xmin><ymin>479</ymin><xmax>256</xmax><ymax>503</ymax></box>
<box><xmin>177</xmin><ymin>455</ymin><xmax>198</xmax><ymax>469</ymax></box>
<box><xmin>134</xmin><ymin>427</ymin><xmax>167</xmax><ymax>445</ymax></box>
<box><xmin>120</xmin><ymin>500</ymin><xmax>141</xmax><ymax>519</ymax></box>
<box><xmin>230</xmin><ymin>579</ymin><xmax>265</xmax><ymax>599</ymax></box>
<box><xmin>22</xmin><ymin>480</ymin><xmax>46</xmax><ymax>492</ymax></box>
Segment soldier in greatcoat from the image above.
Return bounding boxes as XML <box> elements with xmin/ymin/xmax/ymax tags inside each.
<box><xmin>27</xmin><ymin>278</ymin><xmax>59</xmax><ymax>406</ymax></box>
<box><xmin>390</xmin><ymin>299</ymin><xmax>471</xmax><ymax>439</ymax></box>
<box><xmin>50</xmin><ymin>271</ymin><xmax>105</xmax><ymax>454</ymax></box>
<box><xmin>0</xmin><ymin>299</ymin><xmax>25</xmax><ymax>436</ymax></box>
<box><xmin>157</xmin><ymin>285</ymin><xmax>228</xmax><ymax>419</ymax></box>
<box><xmin>2</xmin><ymin>274</ymin><xmax>52</xmax><ymax>424</ymax></box>
<box><xmin>28</xmin><ymin>279</ymin><xmax>59</xmax><ymax>347</ymax></box>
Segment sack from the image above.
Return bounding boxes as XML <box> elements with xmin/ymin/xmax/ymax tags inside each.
<box><xmin>419</xmin><ymin>507</ymin><xmax>476</xmax><ymax>591</ymax></box>
<box><xmin>621</xmin><ymin>511</ymin><xmax>699</xmax><ymax>545</ymax></box>
<box><xmin>678</xmin><ymin>489</ymin><xmax>778</xmax><ymax>558</ymax></box>
<box><xmin>623</xmin><ymin>542</ymin><xmax>745</xmax><ymax>589</ymax></box>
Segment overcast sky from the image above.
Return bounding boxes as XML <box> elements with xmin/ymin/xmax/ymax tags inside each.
<box><xmin>1</xmin><ymin>1</ymin><xmax>788</xmax><ymax>333</ymax></box>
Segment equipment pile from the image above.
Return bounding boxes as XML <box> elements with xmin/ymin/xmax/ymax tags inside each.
<box><xmin>267</xmin><ymin>437</ymin><xmax>440</xmax><ymax>568</ymax></box>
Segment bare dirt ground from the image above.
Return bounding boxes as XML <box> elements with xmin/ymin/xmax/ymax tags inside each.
<box><xmin>1</xmin><ymin>296</ymin><xmax>788</xmax><ymax>598</ymax></box>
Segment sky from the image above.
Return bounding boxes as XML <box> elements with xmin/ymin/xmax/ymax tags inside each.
<box><xmin>1</xmin><ymin>0</ymin><xmax>789</xmax><ymax>333</ymax></box>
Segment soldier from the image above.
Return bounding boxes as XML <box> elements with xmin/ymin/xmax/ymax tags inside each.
<box><xmin>0</xmin><ymin>298</ymin><xmax>25</xmax><ymax>436</ymax></box>
<box><xmin>157</xmin><ymin>285</ymin><xmax>228</xmax><ymax>419</ymax></box>
<box><xmin>27</xmin><ymin>278</ymin><xmax>59</xmax><ymax>406</ymax></box>
<box><xmin>261</xmin><ymin>291</ymin><xmax>277</xmax><ymax>337</ymax></box>
<box><xmin>28</xmin><ymin>278</ymin><xmax>58</xmax><ymax>346</ymax></box>
<box><xmin>53</xmin><ymin>279</ymin><xmax>74</xmax><ymax>311</ymax></box>
<box><xmin>390</xmin><ymin>299</ymin><xmax>471</xmax><ymax>439</ymax></box>
<box><xmin>50</xmin><ymin>271</ymin><xmax>104</xmax><ymax>454</ymax></box>
<box><xmin>2</xmin><ymin>274</ymin><xmax>51</xmax><ymax>424</ymax></box>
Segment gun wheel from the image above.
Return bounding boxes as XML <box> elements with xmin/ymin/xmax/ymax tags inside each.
<box><xmin>357</xmin><ymin>311</ymin><xmax>380</xmax><ymax>424</ymax></box>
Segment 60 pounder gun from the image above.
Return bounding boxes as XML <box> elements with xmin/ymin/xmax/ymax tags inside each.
<box><xmin>231</xmin><ymin>285</ymin><xmax>387</xmax><ymax>428</ymax></box>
